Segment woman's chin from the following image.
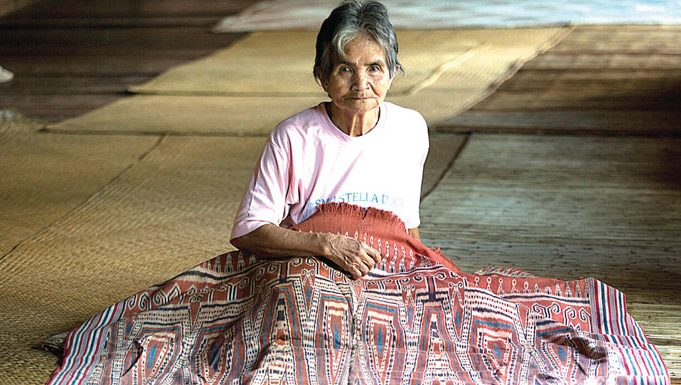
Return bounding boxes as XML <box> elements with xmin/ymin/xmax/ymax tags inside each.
<box><xmin>337</xmin><ymin>99</ymin><xmax>380</xmax><ymax>115</ymax></box>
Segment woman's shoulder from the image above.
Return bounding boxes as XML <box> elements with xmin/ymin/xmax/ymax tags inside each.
<box><xmin>269</xmin><ymin>104</ymin><xmax>326</xmax><ymax>145</ymax></box>
<box><xmin>383</xmin><ymin>101</ymin><xmax>426</xmax><ymax>125</ymax></box>
<box><xmin>382</xmin><ymin>102</ymin><xmax>428</xmax><ymax>144</ymax></box>
<box><xmin>277</xmin><ymin>104</ymin><xmax>324</xmax><ymax>127</ymax></box>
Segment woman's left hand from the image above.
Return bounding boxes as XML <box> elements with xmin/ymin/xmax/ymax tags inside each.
<box><xmin>322</xmin><ymin>233</ymin><xmax>382</xmax><ymax>279</ymax></box>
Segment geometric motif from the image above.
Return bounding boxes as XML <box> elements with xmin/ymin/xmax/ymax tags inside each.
<box><xmin>46</xmin><ymin>203</ymin><xmax>670</xmax><ymax>385</ymax></box>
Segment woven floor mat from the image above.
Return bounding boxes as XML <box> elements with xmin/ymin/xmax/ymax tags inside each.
<box><xmin>473</xmin><ymin>69</ymin><xmax>681</xmax><ymax>111</ymax></box>
<box><xmin>0</xmin><ymin>109</ymin><xmax>41</xmax><ymax>142</ymax></box>
<box><xmin>129</xmin><ymin>30</ymin><xmax>484</xmax><ymax>97</ymax></box>
<box><xmin>524</xmin><ymin>52</ymin><xmax>681</xmax><ymax>70</ymax></box>
<box><xmin>46</xmin><ymin>95</ymin><xmax>321</xmax><ymax>135</ymax></box>
<box><xmin>472</xmin><ymin>91</ymin><xmax>681</xmax><ymax>112</ymax></box>
<box><xmin>547</xmin><ymin>25</ymin><xmax>681</xmax><ymax>54</ymax></box>
<box><xmin>420</xmin><ymin>134</ymin><xmax>681</xmax><ymax>303</ymax></box>
<box><xmin>419</xmin><ymin>134</ymin><xmax>681</xmax><ymax>377</ymax></box>
<box><xmin>439</xmin><ymin>25</ymin><xmax>681</xmax><ymax>135</ymax></box>
<box><xmin>0</xmin><ymin>136</ymin><xmax>265</xmax><ymax>384</ymax></box>
<box><xmin>48</xmin><ymin>27</ymin><xmax>568</xmax><ymax>135</ymax></box>
<box><xmin>421</xmin><ymin>133</ymin><xmax>467</xmax><ymax>199</ymax></box>
<box><xmin>494</xmin><ymin>69</ymin><xmax>681</xmax><ymax>94</ymax></box>
<box><xmin>628</xmin><ymin>303</ymin><xmax>681</xmax><ymax>380</ymax></box>
<box><xmin>0</xmin><ymin>115</ymin><xmax>157</xmax><ymax>258</ymax></box>
<box><xmin>437</xmin><ymin>110</ymin><xmax>681</xmax><ymax>135</ymax></box>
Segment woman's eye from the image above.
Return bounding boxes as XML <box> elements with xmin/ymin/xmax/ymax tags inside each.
<box><xmin>339</xmin><ymin>66</ymin><xmax>352</xmax><ymax>73</ymax></box>
<box><xmin>369</xmin><ymin>65</ymin><xmax>381</xmax><ymax>72</ymax></box>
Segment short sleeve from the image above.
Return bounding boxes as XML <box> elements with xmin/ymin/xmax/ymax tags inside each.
<box><xmin>404</xmin><ymin>113</ymin><xmax>429</xmax><ymax>229</ymax></box>
<box><xmin>230</xmin><ymin>134</ymin><xmax>292</xmax><ymax>240</ymax></box>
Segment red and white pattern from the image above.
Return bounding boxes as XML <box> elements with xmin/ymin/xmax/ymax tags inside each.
<box><xmin>46</xmin><ymin>204</ymin><xmax>669</xmax><ymax>385</ymax></box>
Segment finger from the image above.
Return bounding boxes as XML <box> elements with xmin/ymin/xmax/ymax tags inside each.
<box><xmin>355</xmin><ymin>260</ymin><xmax>370</xmax><ymax>276</ymax></box>
<box><xmin>341</xmin><ymin>255</ymin><xmax>362</xmax><ymax>279</ymax></box>
<box><xmin>364</xmin><ymin>244</ymin><xmax>382</xmax><ymax>264</ymax></box>
<box><xmin>358</xmin><ymin>250</ymin><xmax>376</xmax><ymax>271</ymax></box>
<box><xmin>349</xmin><ymin>263</ymin><xmax>363</xmax><ymax>279</ymax></box>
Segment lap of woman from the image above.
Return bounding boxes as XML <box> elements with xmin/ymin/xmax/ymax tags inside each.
<box><xmin>45</xmin><ymin>203</ymin><xmax>669</xmax><ymax>385</ymax></box>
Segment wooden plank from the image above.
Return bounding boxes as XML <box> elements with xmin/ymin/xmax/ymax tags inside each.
<box><xmin>437</xmin><ymin>110</ymin><xmax>681</xmax><ymax>135</ymax></box>
<box><xmin>0</xmin><ymin>16</ymin><xmax>220</xmax><ymax>28</ymax></box>
<box><xmin>524</xmin><ymin>53</ymin><xmax>681</xmax><ymax>70</ymax></box>
<box><xmin>0</xmin><ymin>75</ymin><xmax>148</xmax><ymax>95</ymax></box>
<box><xmin>628</xmin><ymin>303</ymin><xmax>681</xmax><ymax>379</ymax></box>
<box><xmin>0</xmin><ymin>130</ymin><xmax>159</xmax><ymax>257</ymax></box>
<box><xmin>473</xmin><ymin>91</ymin><xmax>681</xmax><ymax>111</ymax></box>
<box><xmin>575</xmin><ymin>25</ymin><xmax>681</xmax><ymax>32</ymax></box>
<box><xmin>0</xmin><ymin>6</ymin><xmax>251</xmax><ymax>122</ymax></box>
<box><xmin>0</xmin><ymin>94</ymin><xmax>123</xmax><ymax>122</ymax></box>
<box><xmin>629</xmin><ymin>304</ymin><xmax>681</xmax><ymax>345</ymax></box>
<box><xmin>441</xmin><ymin>25</ymin><xmax>681</xmax><ymax>135</ymax></box>
<box><xmin>421</xmin><ymin>133</ymin><xmax>468</xmax><ymax>199</ymax></box>
<box><xmin>473</xmin><ymin>68</ymin><xmax>681</xmax><ymax>111</ymax></box>
<box><xmin>0</xmin><ymin>135</ymin><xmax>265</xmax><ymax>385</ymax></box>
<box><xmin>2</xmin><ymin>55</ymin><xmax>222</xmax><ymax>76</ymax></box>
<box><xmin>421</xmin><ymin>135</ymin><xmax>681</xmax><ymax>290</ymax></box>
<box><xmin>0</xmin><ymin>1</ymin><xmax>262</xmax><ymax>383</ymax></box>
<box><xmin>0</xmin><ymin>0</ymin><xmax>35</xmax><ymax>17</ymax></box>
<box><xmin>2</xmin><ymin>0</ymin><xmax>257</xmax><ymax>20</ymax></box>
<box><xmin>550</xmin><ymin>25</ymin><xmax>681</xmax><ymax>54</ymax></box>
<box><xmin>429</xmin><ymin>239</ymin><xmax>681</xmax><ymax>304</ymax></box>
<box><xmin>497</xmin><ymin>69</ymin><xmax>681</xmax><ymax>93</ymax></box>
<box><xmin>0</xmin><ymin>27</ymin><xmax>245</xmax><ymax>52</ymax></box>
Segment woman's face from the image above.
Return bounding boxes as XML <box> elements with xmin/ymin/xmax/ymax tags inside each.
<box><xmin>323</xmin><ymin>33</ymin><xmax>393</xmax><ymax>117</ymax></box>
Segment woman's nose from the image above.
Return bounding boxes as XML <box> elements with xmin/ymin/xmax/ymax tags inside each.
<box><xmin>351</xmin><ymin>70</ymin><xmax>369</xmax><ymax>90</ymax></box>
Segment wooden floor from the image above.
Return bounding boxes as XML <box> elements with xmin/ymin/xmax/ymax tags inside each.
<box><xmin>428</xmin><ymin>24</ymin><xmax>681</xmax><ymax>382</ymax></box>
<box><xmin>0</xmin><ymin>0</ymin><xmax>256</xmax><ymax>121</ymax></box>
<box><xmin>439</xmin><ymin>25</ymin><xmax>681</xmax><ymax>136</ymax></box>
<box><xmin>0</xmin><ymin>1</ymin><xmax>258</xmax><ymax>384</ymax></box>
<box><xmin>1</xmin><ymin>1</ymin><xmax>680</xmax><ymax>384</ymax></box>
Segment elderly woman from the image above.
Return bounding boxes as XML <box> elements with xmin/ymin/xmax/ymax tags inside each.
<box><xmin>230</xmin><ymin>0</ymin><xmax>428</xmax><ymax>280</ymax></box>
<box><xmin>46</xmin><ymin>1</ymin><xmax>668</xmax><ymax>384</ymax></box>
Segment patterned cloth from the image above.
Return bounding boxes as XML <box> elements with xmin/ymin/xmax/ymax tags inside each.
<box><xmin>46</xmin><ymin>204</ymin><xmax>668</xmax><ymax>384</ymax></box>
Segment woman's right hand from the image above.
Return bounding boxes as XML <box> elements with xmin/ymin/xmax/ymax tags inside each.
<box><xmin>231</xmin><ymin>224</ymin><xmax>382</xmax><ymax>280</ymax></box>
<box><xmin>323</xmin><ymin>233</ymin><xmax>382</xmax><ymax>279</ymax></box>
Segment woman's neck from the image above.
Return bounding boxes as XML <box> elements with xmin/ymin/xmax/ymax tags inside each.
<box><xmin>327</xmin><ymin>103</ymin><xmax>380</xmax><ymax>137</ymax></box>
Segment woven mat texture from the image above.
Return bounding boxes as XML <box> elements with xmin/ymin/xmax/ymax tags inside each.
<box><xmin>0</xmin><ymin>112</ymin><xmax>158</xmax><ymax>258</ymax></box>
<box><xmin>47</xmin><ymin>95</ymin><xmax>320</xmax><ymax>135</ymax></box>
<box><xmin>129</xmin><ymin>30</ymin><xmax>481</xmax><ymax>96</ymax></box>
<box><xmin>439</xmin><ymin>110</ymin><xmax>681</xmax><ymax>135</ymax></box>
<box><xmin>439</xmin><ymin>25</ymin><xmax>681</xmax><ymax>135</ymax></box>
<box><xmin>0</xmin><ymin>129</ymin><xmax>466</xmax><ymax>384</ymax></box>
<box><xmin>547</xmin><ymin>25</ymin><xmax>681</xmax><ymax>54</ymax></box>
<box><xmin>525</xmin><ymin>52</ymin><xmax>681</xmax><ymax>70</ymax></box>
<box><xmin>420</xmin><ymin>134</ymin><xmax>681</xmax><ymax>304</ymax></box>
<box><xmin>0</xmin><ymin>136</ymin><xmax>265</xmax><ymax>384</ymax></box>
<box><xmin>0</xmin><ymin>109</ymin><xmax>41</xmax><ymax>141</ymax></box>
<box><xmin>49</xmin><ymin>27</ymin><xmax>568</xmax><ymax>135</ymax></box>
<box><xmin>421</xmin><ymin>134</ymin><xmax>467</xmax><ymax>199</ymax></box>
<box><xmin>419</xmin><ymin>134</ymin><xmax>681</xmax><ymax>377</ymax></box>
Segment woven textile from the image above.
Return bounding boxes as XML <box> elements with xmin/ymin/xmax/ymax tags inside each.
<box><xmin>46</xmin><ymin>204</ymin><xmax>668</xmax><ymax>384</ymax></box>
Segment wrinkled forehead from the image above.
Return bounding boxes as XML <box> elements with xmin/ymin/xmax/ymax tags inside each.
<box><xmin>334</xmin><ymin>33</ymin><xmax>388</xmax><ymax>65</ymax></box>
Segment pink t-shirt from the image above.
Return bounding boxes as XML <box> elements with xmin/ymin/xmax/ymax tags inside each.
<box><xmin>230</xmin><ymin>102</ymin><xmax>429</xmax><ymax>240</ymax></box>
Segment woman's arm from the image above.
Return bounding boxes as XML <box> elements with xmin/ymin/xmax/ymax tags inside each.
<box><xmin>231</xmin><ymin>224</ymin><xmax>382</xmax><ymax>279</ymax></box>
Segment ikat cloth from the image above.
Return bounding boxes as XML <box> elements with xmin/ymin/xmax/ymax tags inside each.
<box><xmin>46</xmin><ymin>203</ymin><xmax>669</xmax><ymax>385</ymax></box>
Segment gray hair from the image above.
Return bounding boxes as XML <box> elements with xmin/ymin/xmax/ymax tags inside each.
<box><xmin>314</xmin><ymin>0</ymin><xmax>402</xmax><ymax>86</ymax></box>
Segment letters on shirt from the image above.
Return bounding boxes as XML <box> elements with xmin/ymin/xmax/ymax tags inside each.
<box><xmin>301</xmin><ymin>191</ymin><xmax>405</xmax><ymax>221</ymax></box>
